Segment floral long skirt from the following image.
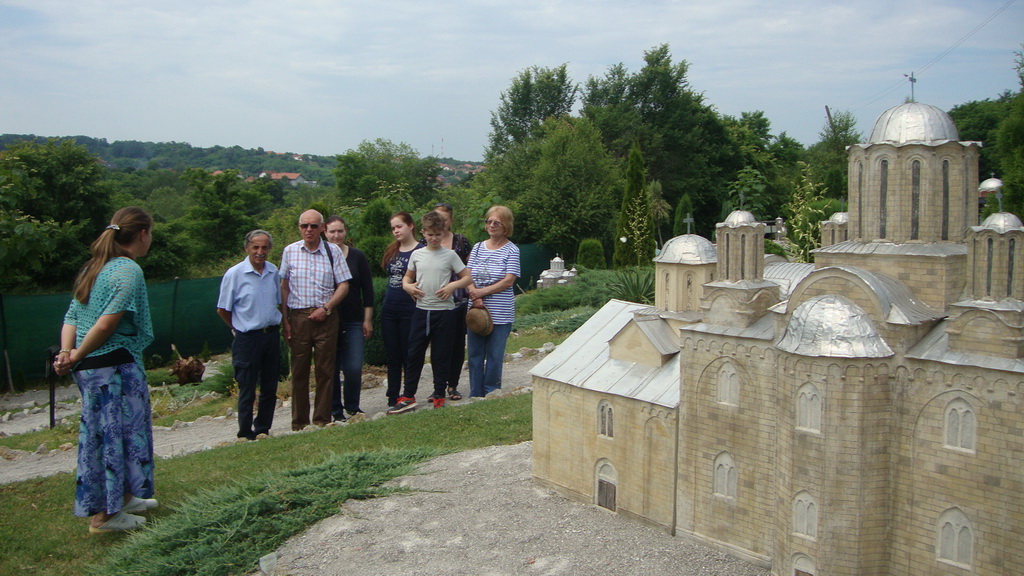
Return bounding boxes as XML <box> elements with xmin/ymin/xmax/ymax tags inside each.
<box><xmin>73</xmin><ymin>361</ymin><xmax>155</xmax><ymax>517</ymax></box>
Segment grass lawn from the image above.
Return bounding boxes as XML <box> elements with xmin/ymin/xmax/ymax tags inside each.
<box><xmin>0</xmin><ymin>392</ymin><xmax>533</xmax><ymax>576</ymax></box>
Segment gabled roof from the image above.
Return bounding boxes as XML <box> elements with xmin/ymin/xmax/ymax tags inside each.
<box><xmin>907</xmin><ymin>320</ymin><xmax>1024</xmax><ymax>374</ymax></box>
<box><xmin>530</xmin><ymin>299</ymin><xmax>680</xmax><ymax>408</ymax></box>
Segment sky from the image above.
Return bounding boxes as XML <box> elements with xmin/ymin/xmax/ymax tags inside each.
<box><xmin>1</xmin><ymin>1</ymin><xmax>1022</xmax><ymax>162</ymax></box>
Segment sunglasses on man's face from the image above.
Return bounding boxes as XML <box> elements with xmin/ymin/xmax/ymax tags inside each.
<box><xmin>299</xmin><ymin>223</ymin><xmax>320</xmax><ymax>230</ymax></box>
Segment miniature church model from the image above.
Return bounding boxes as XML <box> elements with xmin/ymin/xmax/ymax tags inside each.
<box><xmin>531</xmin><ymin>102</ymin><xmax>1024</xmax><ymax>576</ymax></box>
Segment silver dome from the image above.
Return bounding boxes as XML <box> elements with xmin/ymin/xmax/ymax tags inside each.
<box><xmin>654</xmin><ymin>234</ymin><xmax>716</xmax><ymax>264</ymax></box>
<box><xmin>978</xmin><ymin>177</ymin><xmax>1003</xmax><ymax>193</ymax></box>
<box><xmin>826</xmin><ymin>212</ymin><xmax>849</xmax><ymax>224</ymax></box>
<box><xmin>720</xmin><ymin>210</ymin><xmax>757</xmax><ymax>227</ymax></box>
<box><xmin>868</xmin><ymin>102</ymin><xmax>959</xmax><ymax>145</ymax></box>
<box><xmin>979</xmin><ymin>212</ymin><xmax>1024</xmax><ymax>233</ymax></box>
<box><xmin>777</xmin><ymin>294</ymin><xmax>893</xmax><ymax>358</ymax></box>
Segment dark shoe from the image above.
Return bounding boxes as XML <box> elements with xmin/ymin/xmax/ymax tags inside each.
<box><xmin>333</xmin><ymin>413</ymin><xmax>347</xmax><ymax>422</ymax></box>
<box><xmin>446</xmin><ymin>388</ymin><xmax>463</xmax><ymax>401</ymax></box>
<box><xmin>345</xmin><ymin>409</ymin><xmax>364</xmax><ymax>417</ymax></box>
<box><xmin>387</xmin><ymin>397</ymin><xmax>417</xmax><ymax>414</ymax></box>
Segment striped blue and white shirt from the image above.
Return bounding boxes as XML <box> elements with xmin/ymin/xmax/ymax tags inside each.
<box><xmin>467</xmin><ymin>241</ymin><xmax>520</xmax><ymax>324</ymax></box>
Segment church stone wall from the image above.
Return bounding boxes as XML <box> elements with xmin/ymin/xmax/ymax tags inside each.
<box><xmin>532</xmin><ymin>378</ymin><xmax>677</xmax><ymax>531</ymax></box>
<box><xmin>889</xmin><ymin>362</ymin><xmax>1024</xmax><ymax>575</ymax></box>
<box><xmin>677</xmin><ymin>336</ymin><xmax>777</xmax><ymax>565</ymax></box>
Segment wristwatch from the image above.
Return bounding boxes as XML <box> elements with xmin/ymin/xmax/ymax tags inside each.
<box><xmin>322</xmin><ymin>305</ymin><xmax>332</xmax><ymax>316</ymax></box>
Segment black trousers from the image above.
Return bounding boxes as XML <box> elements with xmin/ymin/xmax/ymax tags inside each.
<box><xmin>403</xmin><ymin>308</ymin><xmax>456</xmax><ymax>400</ymax></box>
<box><xmin>232</xmin><ymin>327</ymin><xmax>280</xmax><ymax>437</ymax></box>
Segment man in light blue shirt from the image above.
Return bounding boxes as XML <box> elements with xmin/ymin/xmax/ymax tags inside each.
<box><xmin>217</xmin><ymin>230</ymin><xmax>282</xmax><ymax>440</ymax></box>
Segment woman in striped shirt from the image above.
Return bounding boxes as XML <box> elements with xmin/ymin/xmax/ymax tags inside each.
<box><xmin>466</xmin><ymin>206</ymin><xmax>521</xmax><ymax>397</ymax></box>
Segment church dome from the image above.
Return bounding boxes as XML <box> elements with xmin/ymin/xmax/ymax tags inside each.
<box><xmin>654</xmin><ymin>234</ymin><xmax>716</xmax><ymax>264</ymax></box>
<box><xmin>978</xmin><ymin>177</ymin><xmax>1003</xmax><ymax>194</ymax></box>
<box><xmin>721</xmin><ymin>210</ymin><xmax>757</xmax><ymax>227</ymax></box>
<box><xmin>979</xmin><ymin>212</ymin><xmax>1024</xmax><ymax>233</ymax></box>
<box><xmin>826</xmin><ymin>212</ymin><xmax>849</xmax><ymax>224</ymax></box>
<box><xmin>777</xmin><ymin>294</ymin><xmax>893</xmax><ymax>358</ymax></box>
<box><xmin>868</xmin><ymin>102</ymin><xmax>959</xmax><ymax>145</ymax></box>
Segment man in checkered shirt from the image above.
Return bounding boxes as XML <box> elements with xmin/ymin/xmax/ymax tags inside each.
<box><xmin>280</xmin><ymin>209</ymin><xmax>352</xmax><ymax>430</ymax></box>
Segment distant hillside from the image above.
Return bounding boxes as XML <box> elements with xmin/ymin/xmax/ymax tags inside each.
<box><xmin>0</xmin><ymin>134</ymin><xmax>486</xmax><ymax>189</ymax></box>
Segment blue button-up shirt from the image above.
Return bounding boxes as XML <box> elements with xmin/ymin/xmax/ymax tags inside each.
<box><xmin>217</xmin><ymin>257</ymin><xmax>282</xmax><ymax>332</ymax></box>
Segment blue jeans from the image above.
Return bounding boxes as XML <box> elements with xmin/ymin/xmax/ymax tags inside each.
<box><xmin>467</xmin><ymin>322</ymin><xmax>512</xmax><ymax>397</ymax></box>
<box><xmin>332</xmin><ymin>321</ymin><xmax>365</xmax><ymax>417</ymax></box>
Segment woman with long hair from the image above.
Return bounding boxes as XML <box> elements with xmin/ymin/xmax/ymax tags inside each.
<box><xmin>379</xmin><ymin>211</ymin><xmax>423</xmax><ymax>407</ymax></box>
<box><xmin>466</xmin><ymin>206</ymin><xmax>520</xmax><ymax>398</ymax></box>
<box><xmin>429</xmin><ymin>202</ymin><xmax>471</xmax><ymax>401</ymax></box>
<box><xmin>53</xmin><ymin>206</ymin><xmax>158</xmax><ymax>533</ymax></box>
<box><xmin>324</xmin><ymin>215</ymin><xmax>374</xmax><ymax>419</ymax></box>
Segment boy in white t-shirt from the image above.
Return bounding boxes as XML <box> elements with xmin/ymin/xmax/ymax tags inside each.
<box><xmin>388</xmin><ymin>211</ymin><xmax>472</xmax><ymax>414</ymax></box>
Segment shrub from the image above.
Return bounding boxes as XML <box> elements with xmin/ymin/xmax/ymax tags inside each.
<box><xmin>365</xmin><ymin>277</ymin><xmax>388</xmax><ymax>366</ymax></box>
<box><xmin>361</xmin><ymin>198</ymin><xmax>394</xmax><ymax>237</ymax></box>
<box><xmin>576</xmin><ymin>238</ymin><xmax>605</xmax><ymax>269</ymax></box>
<box><xmin>516</xmin><ymin>269</ymin><xmax>618</xmax><ymax>315</ymax></box>
<box><xmin>358</xmin><ymin>235</ymin><xmax>392</xmax><ymax>277</ymax></box>
<box><xmin>609</xmin><ymin>267</ymin><xmax>654</xmax><ymax>304</ymax></box>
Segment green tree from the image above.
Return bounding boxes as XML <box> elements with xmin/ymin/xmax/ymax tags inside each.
<box><xmin>724</xmin><ymin>167</ymin><xmax>770</xmax><ymax>220</ymax></box>
<box><xmin>333</xmin><ymin>139</ymin><xmax>440</xmax><ymax>206</ymax></box>
<box><xmin>576</xmin><ymin>238</ymin><xmax>606</xmax><ymax>269</ymax></box>
<box><xmin>487</xmin><ymin>64</ymin><xmax>578</xmax><ymax>160</ymax></box>
<box><xmin>948</xmin><ymin>92</ymin><xmax>1015</xmax><ymax>180</ymax></box>
<box><xmin>614</xmin><ymin>143</ymin><xmax>655</xmax><ymax>267</ymax></box>
<box><xmin>0</xmin><ymin>167</ymin><xmax>63</xmax><ymax>290</ymax></box>
<box><xmin>993</xmin><ymin>47</ymin><xmax>1024</xmax><ymax>216</ymax></box>
<box><xmin>361</xmin><ymin>197</ymin><xmax>395</xmax><ymax>238</ymax></box>
<box><xmin>805</xmin><ymin>109</ymin><xmax>861</xmax><ymax>199</ymax></box>
<box><xmin>183</xmin><ymin>169</ymin><xmax>272</xmax><ymax>262</ymax></box>
<box><xmin>583</xmin><ymin>44</ymin><xmax>741</xmax><ymax>238</ymax></box>
<box><xmin>514</xmin><ymin>117</ymin><xmax>621</xmax><ymax>257</ymax></box>
<box><xmin>672</xmin><ymin>193</ymin><xmax>695</xmax><ymax>236</ymax></box>
<box><xmin>0</xmin><ymin>138</ymin><xmax>112</xmax><ymax>289</ymax></box>
<box><xmin>783</xmin><ymin>162</ymin><xmax>829</xmax><ymax>262</ymax></box>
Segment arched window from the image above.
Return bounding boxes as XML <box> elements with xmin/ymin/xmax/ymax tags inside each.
<box><xmin>793</xmin><ymin>491</ymin><xmax>818</xmax><ymax>538</ymax></box>
<box><xmin>717</xmin><ymin>363</ymin><xmax>739</xmax><ymax>406</ymax></box>
<box><xmin>941</xmin><ymin>160</ymin><xmax>950</xmax><ymax>240</ymax></box>
<box><xmin>879</xmin><ymin>159</ymin><xmax>889</xmax><ymax>238</ymax></box>
<box><xmin>911</xmin><ymin>160</ymin><xmax>921</xmax><ymax>240</ymax></box>
<box><xmin>937</xmin><ymin>508</ymin><xmax>973</xmax><ymax>568</ymax></box>
<box><xmin>596</xmin><ymin>461</ymin><xmax>617</xmax><ymax>511</ymax></box>
<box><xmin>856</xmin><ymin>161</ymin><xmax>864</xmax><ymax>238</ymax></box>
<box><xmin>1008</xmin><ymin>238</ymin><xmax>1016</xmax><ymax>297</ymax></box>
<box><xmin>796</xmin><ymin>383</ymin><xmax>821</xmax><ymax>433</ymax></box>
<box><xmin>986</xmin><ymin>237</ymin><xmax>994</xmax><ymax>296</ymax></box>
<box><xmin>945</xmin><ymin>398</ymin><xmax>976</xmax><ymax>451</ymax></box>
<box><xmin>713</xmin><ymin>452</ymin><xmax>737</xmax><ymax>500</ymax></box>
<box><xmin>598</xmin><ymin>401</ymin><xmax>614</xmax><ymax>438</ymax></box>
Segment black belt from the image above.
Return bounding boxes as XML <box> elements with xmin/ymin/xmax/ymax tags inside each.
<box><xmin>241</xmin><ymin>324</ymin><xmax>279</xmax><ymax>334</ymax></box>
<box><xmin>74</xmin><ymin>348</ymin><xmax>134</xmax><ymax>371</ymax></box>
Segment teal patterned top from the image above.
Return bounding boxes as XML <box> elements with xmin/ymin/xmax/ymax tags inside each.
<box><xmin>63</xmin><ymin>257</ymin><xmax>154</xmax><ymax>365</ymax></box>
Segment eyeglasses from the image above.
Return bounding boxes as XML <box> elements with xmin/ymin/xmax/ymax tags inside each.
<box><xmin>485</xmin><ymin>219</ymin><xmax>503</xmax><ymax>227</ymax></box>
<box><xmin>299</xmin><ymin>223</ymin><xmax>320</xmax><ymax>229</ymax></box>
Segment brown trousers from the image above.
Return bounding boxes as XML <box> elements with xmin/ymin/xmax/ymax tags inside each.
<box><xmin>287</xmin><ymin>309</ymin><xmax>339</xmax><ymax>429</ymax></box>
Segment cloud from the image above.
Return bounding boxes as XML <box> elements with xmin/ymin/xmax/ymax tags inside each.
<box><xmin>1</xmin><ymin>0</ymin><xmax>1021</xmax><ymax>161</ymax></box>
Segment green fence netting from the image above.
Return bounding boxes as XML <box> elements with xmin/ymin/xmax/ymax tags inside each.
<box><xmin>1</xmin><ymin>277</ymin><xmax>232</xmax><ymax>385</ymax></box>
<box><xmin>1</xmin><ymin>244</ymin><xmax>551</xmax><ymax>387</ymax></box>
